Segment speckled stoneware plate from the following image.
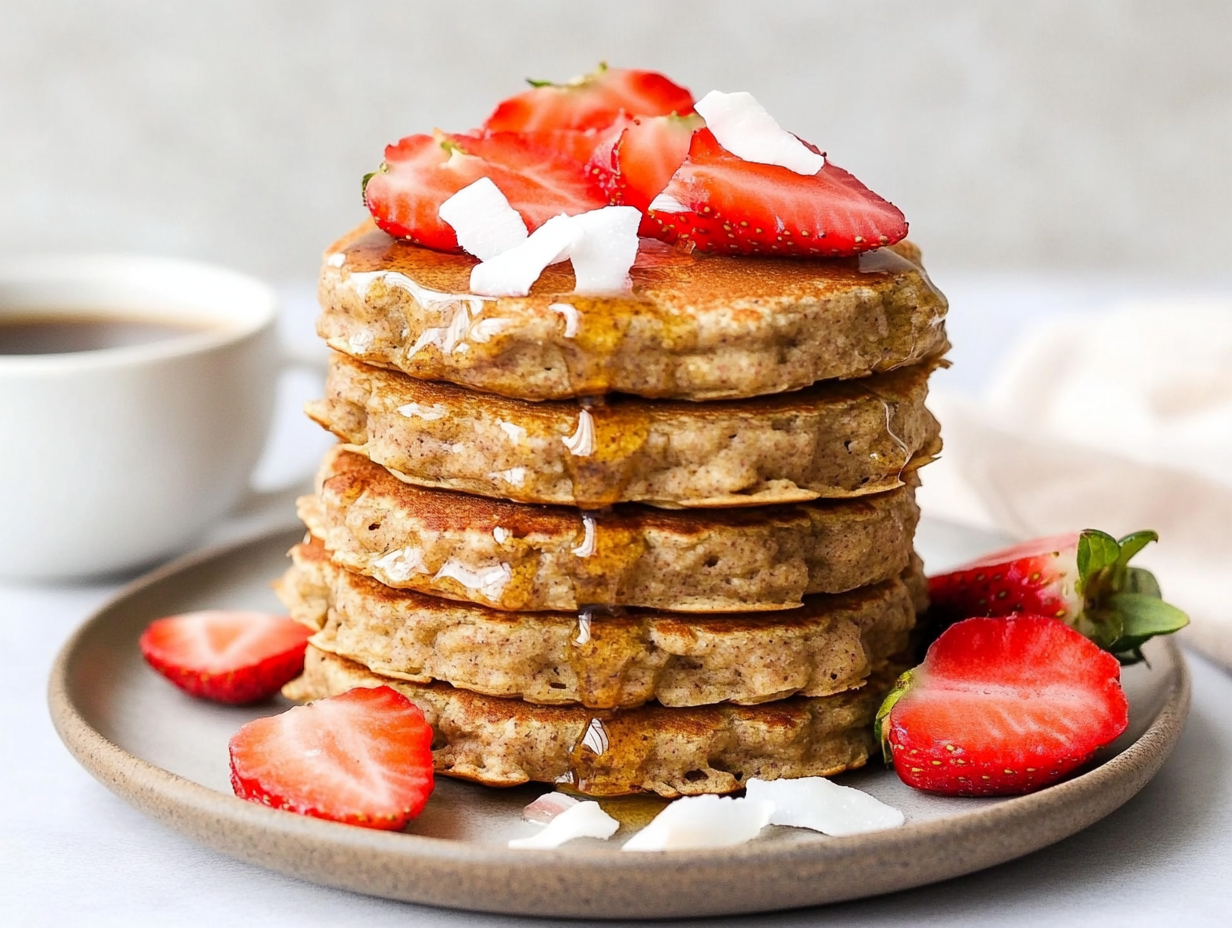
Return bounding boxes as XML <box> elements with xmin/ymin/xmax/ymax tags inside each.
<box><xmin>49</xmin><ymin>520</ymin><xmax>1190</xmax><ymax>920</ymax></box>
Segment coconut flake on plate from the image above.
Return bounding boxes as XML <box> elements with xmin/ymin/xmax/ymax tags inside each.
<box><xmin>438</xmin><ymin>177</ymin><xmax>529</xmax><ymax>261</ymax></box>
<box><xmin>694</xmin><ymin>90</ymin><xmax>824</xmax><ymax>176</ymax></box>
<box><xmin>508</xmin><ymin>800</ymin><xmax>619</xmax><ymax>849</ymax></box>
<box><xmin>744</xmin><ymin>777</ymin><xmax>904</xmax><ymax>836</ymax></box>
<box><xmin>470</xmin><ymin>213</ymin><xmax>580</xmax><ymax>297</ymax></box>
<box><xmin>621</xmin><ymin>795</ymin><xmax>773</xmax><ymax>852</ymax></box>
<box><xmin>522</xmin><ymin>790</ymin><xmax>582</xmax><ymax>824</ymax></box>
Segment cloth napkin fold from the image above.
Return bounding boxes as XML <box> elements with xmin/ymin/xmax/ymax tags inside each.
<box><xmin>918</xmin><ymin>300</ymin><xmax>1232</xmax><ymax>671</ymax></box>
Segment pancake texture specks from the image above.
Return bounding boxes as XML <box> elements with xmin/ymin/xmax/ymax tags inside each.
<box><xmin>317</xmin><ymin>223</ymin><xmax>949</xmax><ymax>401</ymax></box>
<box><xmin>308</xmin><ymin>351</ymin><xmax>941</xmax><ymax>508</ymax></box>
<box><xmin>284</xmin><ymin>646</ymin><xmax>885</xmax><ymax>797</ymax></box>
<box><xmin>277</xmin><ymin>536</ymin><xmax>917</xmax><ymax>708</ymax></box>
<box><xmin>299</xmin><ymin>446</ymin><xmax>921</xmax><ymax>612</ymax></box>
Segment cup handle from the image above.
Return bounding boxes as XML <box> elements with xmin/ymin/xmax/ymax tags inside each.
<box><xmin>226</xmin><ymin>344</ymin><xmax>330</xmax><ymax>530</ymax></box>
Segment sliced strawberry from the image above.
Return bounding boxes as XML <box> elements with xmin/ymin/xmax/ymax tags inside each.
<box><xmin>363</xmin><ymin>131</ymin><xmax>607</xmax><ymax>251</ymax></box>
<box><xmin>605</xmin><ymin>113</ymin><xmax>705</xmax><ymax>211</ymax></box>
<box><xmin>484</xmin><ymin>63</ymin><xmax>694</xmax><ymax>133</ymax></box>
<box><xmin>229</xmin><ymin>685</ymin><xmax>435</xmax><ymax>830</ymax></box>
<box><xmin>139</xmin><ymin>610</ymin><xmax>312</xmax><ymax>705</ymax></box>
<box><xmin>644</xmin><ymin>128</ymin><xmax>907</xmax><ymax>257</ymax></box>
<box><xmin>876</xmin><ymin>615</ymin><xmax>1129</xmax><ymax>796</ymax></box>
<box><xmin>512</xmin><ymin>114</ymin><xmax>633</xmax><ymax>172</ymax></box>
<box><xmin>928</xmin><ymin>529</ymin><xmax>1188</xmax><ymax>663</ymax></box>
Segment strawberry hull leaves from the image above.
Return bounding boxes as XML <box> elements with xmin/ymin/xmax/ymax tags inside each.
<box><xmin>927</xmin><ymin>528</ymin><xmax>1188</xmax><ymax>664</ymax></box>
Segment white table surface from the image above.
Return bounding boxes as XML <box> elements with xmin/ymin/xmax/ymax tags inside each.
<box><xmin>4</xmin><ymin>276</ymin><xmax>1232</xmax><ymax>927</ymax></box>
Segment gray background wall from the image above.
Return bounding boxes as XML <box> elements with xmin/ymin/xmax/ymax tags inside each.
<box><xmin>2</xmin><ymin>0</ymin><xmax>1229</xmax><ymax>283</ymax></box>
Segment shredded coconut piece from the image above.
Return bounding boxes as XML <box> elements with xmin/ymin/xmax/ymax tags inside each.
<box><xmin>396</xmin><ymin>402</ymin><xmax>448</xmax><ymax>421</ymax></box>
<box><xmin>694</xmin><ymin>90</ymin><xmax>825</xmax><ymax>175</ymax></box>
<box><xmin>490</xmin><ymin>467</ymin><xmax>527</xmax><ymax>487</ymax></box>
<box><xmin>438</xmin><ymin>177</ymin><xmax>529</xmax><ymax>261</ymax></box>
<box><xmin>523</xmin><ymin>791</ymin><xmax>582</xmax><ymax>824</ymax></box>
<box><xmin>648</xmin><ymin>193</ymin><xmax>689</xmax><ymax>213</ymax></box>
<box><xmin>622</xmin><ymin>795</ymin><xmax>773</xmax><ymax>852</ymax></box>
<box><xmin>372</xmin><ymin>547</ymin><xmax>428</xmax><ymax>582</ymax></box>
<box><xmin>508</xmin><ymin>801</ymin><xmax>618</xmax><ymax>849</ymax></box>
<box><xmin>327</xmin><ymin>252</ymin><xmax>346</xmax><ymax>267</ymax></box>
<box><xmin>497</xmin><ymin>420</ymin><xmax>527</xmax><ymax>444</ymax></box>
<box><xmin>470</xmin><ymin>214</ymin><xmax>580</xmax><ymax>297</ymax></box>
<box><xmin>744</xmin><ymin>777</ymin><xmax>904</xmax><ymax>836</ymax></box>
<box><xmin>566</xmin><ymin>206</ymin><xmax>641</xmax><ymax>293</ymax></box>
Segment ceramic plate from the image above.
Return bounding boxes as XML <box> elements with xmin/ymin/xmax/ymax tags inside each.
<box><xmin>49</xmin><ymin>520</ymin><xmax>1190</xmax><ymax>919</ymax></box>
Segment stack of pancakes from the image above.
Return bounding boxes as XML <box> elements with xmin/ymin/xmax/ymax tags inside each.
<box><xmin>280</xmin><ymin>222</ymin><xmax>947</xmax><ymax>797</ymax></box>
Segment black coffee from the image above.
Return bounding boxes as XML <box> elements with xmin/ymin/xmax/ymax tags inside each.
<box><xmin>0</xmin><ymin>314</ymin><xmax>211</xmax><ymax>355</ymax></box>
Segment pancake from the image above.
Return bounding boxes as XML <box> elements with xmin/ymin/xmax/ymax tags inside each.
<box><xmin>277</xmin><ymin>536</ymin><xmax>917</xmax><ymax>708</ymax></box>
<box><xmin>284</xmin><ymin>646</ymin><xmax>884</xmax><ymax>797</ymax></box>
<box><xmin>317</xmin><ymin>222</ymin><xmax>949</xmax><ymax>401</ymax></box>
<box><xmin>301</xmin><ymin>446</ymin><xmax>921</xmax><ymax>612</ymax></box>
<box><xmin>308</xmin><ymin>352</ymin><xmax>941</xmax><ymax>508</ymax></box>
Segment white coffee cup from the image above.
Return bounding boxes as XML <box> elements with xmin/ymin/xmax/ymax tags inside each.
<box><xmin>0</xmin><ymin>255</ymin><xmax>285</xmax><ymax>580</ymax></box>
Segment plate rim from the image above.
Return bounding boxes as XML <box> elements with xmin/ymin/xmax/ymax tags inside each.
<box><xmin>48</xmin><ymin>525</ymin><xmax>1193</xmax><ymax>919</ymax></box>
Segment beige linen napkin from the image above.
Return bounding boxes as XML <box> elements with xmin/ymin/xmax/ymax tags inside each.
<box><xmin>918</xmin><ymin>300</ymin><xmax>1232</xmax><ymax>670</ymax></box>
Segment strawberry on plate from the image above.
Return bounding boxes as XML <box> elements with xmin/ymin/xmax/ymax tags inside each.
<box><xmin>927</xmin><ymin>529</ymin><xmax>1188</xmax><ymax>664</ymax></box>
<box><xmin>876</xmin><ymin>615</ymin><xmax>1130</xmax><ymax>796</ymax></box>
<box><xmin>139</xmin><ymin>610</ymin><xmax>312</xmax><ymax>705</ymax></box>
<box><xmin>484</xmin><ymin>63</ymin><xmax>695</xmax><ymax>133</ymax></box>
<box><xmin>644</xmin><ymin>128</ymin><xmax>907</xmax><ymax>257</ymax></box>
<box><xmin>229</xmin><ymin>685</ymin><xmax>435</xmax><ymax>830</ymax></box>
<box><xmin>363</xmin><ymin>131</ymin><xmax>607</xmax><ymax>251</ymax></box>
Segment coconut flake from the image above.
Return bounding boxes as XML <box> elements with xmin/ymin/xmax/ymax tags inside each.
<box><xmin>566</xmin><ymin>206</ymin><xmax>641</xmax><ymax>293</ymax></box>
<box><xmin>470</xmin><ymin>213</ymin><xmax>580</xmax><ymax>297</ymax></box>
<box><xmin>648</xmin><ymin>193</ymin><xmax>689</xmax><ymax>213</ymax></box>
<box><xmin>744</xmin><ymin>777</ymin><xmax>904</xmax><ymax>836</ymax></box>
<box><xmin>438</xmin><ymin>177</ymin><xmax>529</xmax><ymax>261</ymax></box>
<box><xmin>523</xmin><ymin>791</ymin><xmax>582</xmax><ymax>824</ymax></box>
<box><xmin>621</xmin><ymin>795</ymin><xmax>772</xmax><ymax>852</ymax></box>
<box><xmin>396</xmin><ymin>402</ymin><xmax>448</xmax><ymax>421</ymax></box>
<box><xmin>694</xmin><ymin>90</ymin><xmax>824</xmax><ymax>176</ymax></box>
<box><xmin>508</xmin><ymin>800</ymin><xmax>619</xmax><ymax>849</ymax></box>
<box><xmin>497</xmin><ymin>419</ymin><xmax>527</xmax><ymax>444</ymax></box>
<box><xmin>372</xmin><ymin>547</ymin><xmax>428</xmax><ymax>582</ymax></box>
<box><xmin>490</xmin><ymin>466</ymin><xmax>527</xmax><ymax>487</ymax></box>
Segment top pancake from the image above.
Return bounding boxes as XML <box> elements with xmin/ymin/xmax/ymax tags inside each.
<box><xmin>318</xmin><ymin>222</ymin><xmax>949</xmax><ymax>401</ymax></box>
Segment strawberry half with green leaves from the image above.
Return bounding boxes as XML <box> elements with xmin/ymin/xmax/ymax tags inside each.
<box><xmin>139</xmin><ymin>610</ymin><xmax>312</xmax><ymax>705</ymax></box>
<box><xmin>229</xmin><ymin>685</ymin><xmax>435</xmax><ymax>830</ymax></box>
<box><xmin>484</xmin><ymin>63</ymin><xmax>694</xmax><ymax>133</ymax></box>
<box><xmin>876</xmin><ymin>615</ymin><xmax>1129</xmax><ymax>796</ymax></box>
<box><xmin>928</xmin><ymin>529</ymin><xmax>1188</xmax><ymax>664</ymax></box>
<box><xmin>363</xmin><ymin>131</ymin><xmax>607</xmax><ymax>251</ymax></box>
